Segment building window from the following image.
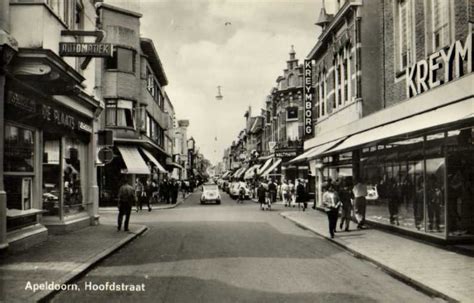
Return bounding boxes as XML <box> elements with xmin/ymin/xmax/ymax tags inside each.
<box><xmin>286</xmin><ymin>106</ymin><xmax>298</xmax><ymax>121</ymax></box>
<box><xmin>319</xmin><ymin>71</ymin><xmax>327</xmax><ymax>117</ymax></box>
<box><xmin>47</xmin><ymin>0</ymin><xmax>71</xmax><ymax>27</ymax></box>
<box><xmin>288</xmin><ymin>74</ymin><xmax>295</xmax><ymax>87</ymax></box>
<box><xmin>43</xmin><ymin>137</ymin><xmax>61</xmax><ymax>216</ymax></box>
<box><xmin>344</xmin><ymin>49</ymin><xmax>352</xmax><ymax>103</ymax></box>
<box><xmin>398</xmin><ymin>0</ymin><xmax>414</xmax><ymax>70</ymax></box>
<box><xmin>106</xmin><ymin>100</ymin><xmax>135</xmax><ymax>128</ymax></box>
<box><xmin>63</xmin><ymin>138</ymin><xmax>85</xmax><ymax>214</ymax></box>
<box><xmin>145</xmin><ymin>114</ymin><xmax>151</xmax><ymax>138</ymax></box>
<box><xmin>4</xmin><ymin>123</ymin><xmax>35</xmax><ymax>212</ymax></box>
<box><xmin>432</xmin><ymin>0</ymin><xmax>452</xmax><ymax>51</ymax></box>
<box><xmin>4</xmin><ymin>124</ymin><xmax>35</xmax><ymax>173</ymax></box>
<box><xmin>105</xmin><ymin>47</ymin><xmax>135</xmax><ymax>73</ymax></box>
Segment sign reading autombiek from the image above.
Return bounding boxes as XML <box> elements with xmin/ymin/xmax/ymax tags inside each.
<box><xmin>59</xmin><ymin>42</ymin><xmax>114</xmax><ymax>57</ymax></box>
<box><xmin>304</xmin><ymin>60</ymin><xmax>313</xmax><ymax>137</ymax></box>
<box><xmin>406</xmin><ymin>33</ymin><xmax>473</xmax><ymax>98</ymax></box>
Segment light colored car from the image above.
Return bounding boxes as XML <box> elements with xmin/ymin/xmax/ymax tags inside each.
<box><xmin>229</xmin><ymin>182</ymin><xmax>251</xmax><ymax>199</ymax></box>
<box><xmin>201</xmin><ymin>184</ymin><xmax>221</xmax><ymax>204</ymax></box>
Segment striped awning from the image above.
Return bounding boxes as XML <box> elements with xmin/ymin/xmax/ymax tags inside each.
<box><xmin>140</xmin><ymin>147</ymin><xmax>167</xmax><ymax>173</ymax></box>
<box><xmin>117</xmin><ymin>146</ymin><xmax>150</xmax><ymax>174</ymax></box>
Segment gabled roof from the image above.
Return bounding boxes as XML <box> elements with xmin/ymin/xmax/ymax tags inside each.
<box><xmin>140</xmin><ymin>38</ymin><xmax>168</xmax><ymax>86</ymax></box>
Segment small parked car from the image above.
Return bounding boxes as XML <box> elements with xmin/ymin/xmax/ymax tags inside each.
<box><xmin>229</xmin><ymin>181</ymin><xmax>251</xmax><ymax>200</ymax></box>
<box><xmin>200</xmin><ymin>183</ymin><xmax>221</xmax><ymax>205</ymax></box>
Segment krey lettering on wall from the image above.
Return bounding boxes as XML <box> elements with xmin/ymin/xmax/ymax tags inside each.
<box><xmin>406</xmin><ymin>34</ymin><xmax>473</xmax><ymax>98</ymax></box>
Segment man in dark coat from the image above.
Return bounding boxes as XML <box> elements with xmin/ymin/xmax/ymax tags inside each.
<box><xmin>296</xmin><ymin>179</ymin><xmax>308</xmax><ymax>211</ymax></box>
<box><xmin>117</xmin><ymin>178</ymin><xmax>136</xmax><ymax>232</ymax></box>
<box><xmin>257</xmin><ymin>182</ymin><xmax>267</xmax><ymax>210</ymax></box>
<box><xmin>171</xmin><ymin>179</ymin><xmax>179</xmax><ymax>204</ymax></box>
<box><xmin>268</xmin><ymin>179</ymin><xmax>277</xmax><ymax>203</ymax></box>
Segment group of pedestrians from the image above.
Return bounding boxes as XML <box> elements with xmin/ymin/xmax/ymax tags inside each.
<box><xmin>322</xmin><ymin>179</ymin><xmax>368</xmax><ymax>238</ymax></box>
<box><xmin>256</xmin><ymin>178</ymin><xmax>309</xmax><ymax>211</ymax></box>
<box><xmin>117</xmin><ymin>177</ymin><xmax>193</xmax><ymax>232</ymax></box>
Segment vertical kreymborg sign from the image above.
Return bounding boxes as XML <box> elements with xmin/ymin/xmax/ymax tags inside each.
<box><xmin>304</xmin><ymin>60</ymin><xmax>314</xmax><ymax>137</ymax></box>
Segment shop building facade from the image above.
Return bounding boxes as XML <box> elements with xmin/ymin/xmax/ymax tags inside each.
<box><xmin>259</xmin><ymin>47</ymin><xmax>307</xmax><ymax>182</ymax></box>
<box><xmin>96</xmin><ymin>3</ymin><xmax>171</xmax><ymax>206</ymax></box>
<box><xmin>1</xmin><ymin>0</ymin><xmax>103</xmax><ymax>251</ymax></box>
<box><xmin>299</xmin><ymin>0</ymin><xmax>473</xmax><ymax>242</ymax></box>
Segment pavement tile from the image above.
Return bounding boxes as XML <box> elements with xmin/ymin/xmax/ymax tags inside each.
<box><xmin>0</xmin><ymin>192</ymin><xmax>191</xmax><ymax>302</ymax></box>
<box><xmin>0</xmin><ymin>223</ymin><xmax>147</xmax><ymax>302</ymax></box>
<box><xmin>281</xmin><ymin>210</ymin><xmax>474</xmax><ymax>303</ymax></box>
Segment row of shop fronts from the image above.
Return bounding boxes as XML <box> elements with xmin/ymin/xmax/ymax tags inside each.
<box><xmin>2</xmin><ymin>51</ymin><xmax>102</xmax><ymax>249</ymax></box>
<box><xmin>295</xmin><ymin>76</ymin><xmax>473</xmax><ymax>242</ymax></box>
<box><xmin>0</xmin><ymin>1</ymin><xmax>196</xmax><ymax>252</ymax></box>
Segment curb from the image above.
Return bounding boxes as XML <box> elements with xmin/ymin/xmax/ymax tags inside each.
<box><xmin>99</xmin><ymin>193</ymin><xmax>190</xmax><ymax>212</ymax></box>
<box><xmin>280</xmin><ymin>212</ymin><xmax>457</xmax><ymax>303</ymax></box>
<box><xmin>35</xmin><ymin>225</ymin><xmax>148</xmax><ymax>303</ymax></box>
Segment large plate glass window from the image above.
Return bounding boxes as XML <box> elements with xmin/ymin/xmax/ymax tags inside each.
<box><xmin>4</xmin><ymin>123</ymin><xmax>35</xmax><ymax>213</ymax></box>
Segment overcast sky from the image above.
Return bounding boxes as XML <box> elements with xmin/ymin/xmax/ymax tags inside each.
<box><xmin>108</xmin><ymin>0</ymin><xmax>326</xmax><ymax>165</ymax></box>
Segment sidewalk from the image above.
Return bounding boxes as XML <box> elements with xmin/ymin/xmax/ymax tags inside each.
<box><xmin>0</xmin><ymin>223</ymin><xmax>147</xmax><ymax>302</ymax></box>
<box><xmin>99</xmin><ymin>192</ymin><xmax>190</xmax><ymax>212</ymax></box>
<box><xmin>281</xmin><ymin>210</ymin><xmax>474</xmax><ymax>303</ymax></box>
<box><xmin>0</xmin><ymin>192</ymin><xmax>192</xmax><ymax>302</ymax></box>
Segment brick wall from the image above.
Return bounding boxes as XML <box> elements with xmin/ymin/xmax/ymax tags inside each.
<box><xmin>383</xmin><ymin>0</ymin><xmax>472</xmax><ymax>107</ymax></box>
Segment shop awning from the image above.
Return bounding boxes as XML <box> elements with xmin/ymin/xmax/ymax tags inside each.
<box><xmin>222</xmin><ymin>171</ymin><xmax>231</xmax><ymax>179</ymax></box>
<box><xmin>244</xmin><ymin>164</ymin><xmax>261</xmax><ymax>179</ymax></box>
<box><xmin>117</xmin><ymin>146</ymin><xmax>151</xmax><ymax>175</ymax></box>
<box><xmin>323</xmin><ymin>99</ymin><xmax>474</xmax><ymax>155</ymax></box>
<box><xmin>261</xmin><ymin>158</ymin><xmax>282</xmax><ymax>177</ymax></box>
<box><xmin>289</xmin><ymin>139</ymin><xmax>344</xmax><ymax>164</ymax></box>
<box><xmin>140</xmin><ymin>147</ymin><xmax>167</xmax><ymax>173</ymax></box>
<box><xmin>235</xmin><ymin>166</ymin><xmax>249</xmax><ymax>178</ymax></box>
<box><xmin>232</xmin><ymin>167</ymin><xmax>244</xmax><ymax>178</ymax></box>
<box><xmin>258</xmin><ymin>158</ymin><xmax>273</xmax><ymax>174</ymax></box>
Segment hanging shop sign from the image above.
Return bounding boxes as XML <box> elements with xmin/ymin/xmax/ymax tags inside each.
<box><xmin>274</xmin><ymin>148</ymin><xmax>302</xmax><ymax>159</ymax></box>
<box><xmin>59</xmin><ymin>42</ymin><xmax>114</xmax><ymax>57</ymax></box>
<box><xmin>304</xmin><ymin>59</ymin><xmax>314</xmax><ymax>137</ymax></box>
<box><xmin>406</xmin><ymin>33</ymin><xmax>473</xmax><ymax>98</ymax></box>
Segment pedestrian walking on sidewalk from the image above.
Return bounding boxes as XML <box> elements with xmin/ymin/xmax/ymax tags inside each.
<box><xmin>135</xmin><ymin>178</ymin><xmax>145</xmax><ymax>212</ymax></box>
<box><xmin>353</xmin><ymin>179</ymin><xmax>368</xmax><ymax>229</ymax></box>
<box><xmin>170</xmin><ymin>179</ymin><xmax>179</xmax><ymax>204</ymax></box>
<box><xmin>145</xmin><ymin>179</ymin><xmax>153</xmax><ymax>212</ymax></box>
<box><xmin>288</xmin><ymin>180</ymin><xmax>296</xmax><ymax>207</ymax></box>
<box><xmin>117</xmin><ymin>178</ymin><xmax>135</xmax><ymax>232</ymax></box>
<box><xmin>257</xmin><ymin>182</ymin><xmax>267</xmax><ymax>210</ymax></box>
<box><xmin>323</xmin><ymin>185</ymin><xmax>342</xmax><ymax>238</ymax></box>
<box><xmin>339</xmin><ymin>180</ymin><xmax>353</xmax><ymax>231</ymax></box>
<box><xmin>296</xmin><ymin>179</ymin><xmax>308</xmax><ymax>211</ymax></box>
<box><xmin>281</xmin><ymin>180</ymin><xmax>289</xmax><ymax>207</ymax></box>
<box><xmin>268</xmin><ymin>179</ymin><xmax>277</xmax><ymax>203</ymax></box>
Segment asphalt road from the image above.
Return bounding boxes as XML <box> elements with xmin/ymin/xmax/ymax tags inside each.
<box><xmin>51</xmin><ymin>190</ymin><xmax>435</xmax><ymax>303</ymax></box>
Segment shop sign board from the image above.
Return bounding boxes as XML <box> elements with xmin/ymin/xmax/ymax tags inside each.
<box><xmin>406</xmin><ymin>33</ymin><xmax>473</xmax><ymax>98</ymax></box>
<box><xmin>59</xmin><ymin>42</ymin><xmax>114</xmax><ymax>57</ymax></box>
<box><xmin>6</xmin><ymin>90</ymin><xmax>92</xmax><ymax>134</ymax></box>
<box><xmin>304</xmin><ymin>59</ymin><xmax>314</xmax><ymax>137</ymax></box>
<box><xmin>274</xmin><ymin>148</ymin><xmax>302</xmax><ymax>159</ymax></box>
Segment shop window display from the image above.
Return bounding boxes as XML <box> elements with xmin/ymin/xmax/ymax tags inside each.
<box><xmin>361</xmin><ymin>135</ymin><xmax>443</xmax><ymax>234</ymax></box>
<box><xmin>63</xmin><ymin>138</ymin><xmax>86</xmax><ymax>215</ymax></box>
<box><xmin>4</xmin><ymin>124</ymin><xmax>35</xmax><ymax>212</ymax></box>
<box><xmin>43</xmin><ymin>139</ymin><xmax>61</xmax><ymax>216</ymax></box>
<box><xmin>446</xmin><ymin>128</ymin><xmax>474</xmax><ymax>237</ymax></box>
